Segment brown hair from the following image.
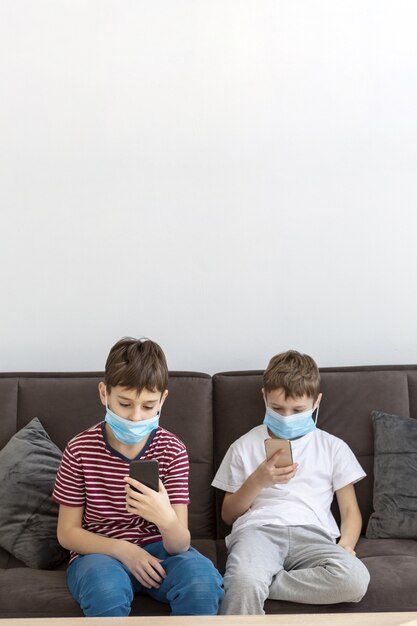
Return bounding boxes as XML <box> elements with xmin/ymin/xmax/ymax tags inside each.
<box><xmin>104</xmin><ymin>337</ymin><xmax>168</xmax><ymax>394</ymax></box>
<box><xmin>263</xmin><ymin>350</ymin><xmax>320</xmax><ymax>399</ymax></box>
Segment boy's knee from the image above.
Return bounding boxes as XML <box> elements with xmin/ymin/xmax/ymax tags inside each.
<box><xmin>343</xmin><ymin>561</ymin><xmax>370</xmax><ymax>603</ymax></box>
<box><xmin>332</xmin><ymin>557</ymin><xmax>370</xmax><ymax>603</ymax></box>
<box><xmin>83</xmin><ymin>573</ymin><xmax>132</xmax><ymax>616</ymax></box>
<box><xmin>167</xmin><ymin>550</ymin><xmax>224</xmax><ymax>614</ymax></box>
<box><xmin>224</xmin><ymin>570</ymin><xmax>270</xmax><ymax>599</ymax></box>
<box><xmin>73</xmin><ymin>555</ymin><xmax>133</xmax><ymax>617</ymax></box>
<box><xmin>221</xmin><ymin>572</ymin><xmax>269</xmax><ymax>615</ymax></box>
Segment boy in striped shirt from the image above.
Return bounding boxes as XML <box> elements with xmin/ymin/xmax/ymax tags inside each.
<box><xmin>53</xmin><ymin>337</ymin><xmax>223</xmax><ymax>617</ymax></box>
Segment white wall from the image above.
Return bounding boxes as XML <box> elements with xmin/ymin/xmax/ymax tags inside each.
<box><xmin>1</xmin><ymin>1</ymin><xmax>417</xmax><ymax>373</ymax></box>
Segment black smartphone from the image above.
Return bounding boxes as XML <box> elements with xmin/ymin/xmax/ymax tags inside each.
<box><xmin>129</xmin><ymin>460</ymin><xmax>159</xmax><ymax>492</ymax></box>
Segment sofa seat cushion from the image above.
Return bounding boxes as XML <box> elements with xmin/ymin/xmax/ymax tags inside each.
<box><xmin>356</xmin><ymin>536</ymin><xmax>417</xmax><ymax>558</ymax></box>
<box><xmin>0</xmin><ymin>539</ymin><xmax>219</xmax><ymax>618</ymax></box>
<box><xmin>0</xmin><ymin>568</ymin><xmax>82</xmax><ymax>618</ymax></box>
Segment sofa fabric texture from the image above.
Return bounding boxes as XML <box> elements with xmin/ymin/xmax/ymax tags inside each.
<box><xmin>0</xmin><ymin>366</ymin><xmax>417</xmax><ymax>617</ymax></box>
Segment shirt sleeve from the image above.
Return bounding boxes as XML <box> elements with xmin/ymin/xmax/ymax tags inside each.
<box><xmin>163</xmin><ymin>444</ymin><xmax>190</xmax><ymax>505</ymax></box>
<box><xmin>52</xmin><ymin>442</ymin><xmax>86</xmax><ymax>507</ymax></box>
<box><xmin>212</xmin><ymin>442</ymin><xmax>246</xmax><ymax>493</ymax></box>
<box><xmin>332</xmin><ymin>438</ymin><xmax>366</xmax><ymax>492</ymax></box>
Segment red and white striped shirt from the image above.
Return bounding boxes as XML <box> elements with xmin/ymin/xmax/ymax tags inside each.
<box><xmin>53</xmin><ymin>422</ymin><xmax>190</xmax><ymax>564</ymax></box>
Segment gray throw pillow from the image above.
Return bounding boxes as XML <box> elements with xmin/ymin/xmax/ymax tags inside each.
<box><xmin>366</xmin><ymin>410</ymin><xmax>417</xmax><ymax>539</ymax></box>
<box><xmin>0</xmin><ymin>417</ymin><xmax>69</xmax><ymax>568</ymax></box>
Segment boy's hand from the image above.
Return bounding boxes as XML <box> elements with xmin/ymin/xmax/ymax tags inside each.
<box><xmin>124</xmin><ymin>477</ymin><xmax>177</xmax><ymax>529</ymax></box>
<box><xmin>252</xmin><ymin>451</ymin><xmax>298</xmax><ymax>488</ymax></box>
<box><xmin>118</xmin><ymin>540</ymin><xmax>166</xmax><ymax>588</ymax></box>
<box><xmin>338</xmin><ymin>543</ymin><xmax>356</xmax><ymax>556</ymax></box>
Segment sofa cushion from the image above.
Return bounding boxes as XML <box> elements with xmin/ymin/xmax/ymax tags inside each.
<box><xmin>366</xmin><ymin>410</ymin><xmax>417</xmax><ymax>539</ymax></box>
<box><xmin>0</xmin><ymin>417</ymin><xmax>68</xmax><ymax>568</ymax></box>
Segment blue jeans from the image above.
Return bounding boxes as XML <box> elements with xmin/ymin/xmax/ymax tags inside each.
<box><xmin>67</xmin><ymin>542</ymin><xmax>224</xmax><ymax>617</ymax></box>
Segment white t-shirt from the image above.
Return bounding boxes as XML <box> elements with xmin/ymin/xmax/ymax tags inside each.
<box><xmin>212</xmin><ymin>425</ymin><xmax>365</xmax><ymax>545</ymax></box>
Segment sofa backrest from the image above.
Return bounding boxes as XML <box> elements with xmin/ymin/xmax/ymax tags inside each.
<box><xmin>212</xmin><ymin>365</ymin><xmax>417</xmax><ymax>537</ymax></box>
<box><xmin>2</xmin><ymin>365</ymin><xmax>417</xmax><ymax>543</ymax></box>
<box><xmin>0</xmin><ymin>372</ymin><xmax>215</xmax><ymax>541</ymax></box>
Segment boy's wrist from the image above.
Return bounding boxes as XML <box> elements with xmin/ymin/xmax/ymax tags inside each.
<box><xmin>111</xmin><ymin>537</ymin><xmax>134</xmax><ymax>561</ymax></box>
<box><xmin>247</xmin><ymin>471</ymin><xmax>265</xmax><ymax>493</ymax></box>
<box><xmin>156</xmin><ymin>509</ymin><xmax>180</xmax><ymax>534</ymax></box>
<box><xmin>338</xmin><ymin>535</ymin><xmax>358</xmax><ymax>551</ymax></box>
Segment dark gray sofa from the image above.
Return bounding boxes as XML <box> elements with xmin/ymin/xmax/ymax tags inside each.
<box><xmin>1</xmin><ymin>365</ymin><xmax>417</xmax><ymax>617</ymax></box>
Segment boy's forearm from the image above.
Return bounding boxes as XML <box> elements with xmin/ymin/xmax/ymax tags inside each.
<box><xmin>222</xmin><ymin>475</ymin><xmax>263</xmax><ymax>526</ymax></box>
<box><xmin>158</xmin><ymin>513</ymin><xmax>191</xmax><ymax>554</ymax></box>
<box><xmin>338</xmin><ymin>512</ymin><xmax>362</xmax><ymax>550</ymax></box>
<box><xmin>58</xmin><ymin>526</ymin><xmax>127</xmax><ymax>560</ymax></box>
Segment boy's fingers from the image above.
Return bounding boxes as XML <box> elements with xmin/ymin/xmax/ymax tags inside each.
<box><xmin>269</xmin><ymin>459</ymin><xmax>297</xmax><ymax>473</ymax></box>
<box><xmin>266</xmin><ymin>450</ymin><xmax>284</xmax><ymax>466</ymax></box>
<box><xmin>125</xmin><ymin>476</ymin><xmax>152</xmax><ymax>494</ymax></box>
<box><xmin>145</xmin><ymin>564</ymin><xmax>163</xmax><ymax>582</ymax></box>
<box><xmin>151</xmin><ymin>560</ymin><xmax>167</xmax><ymax>578</ymax></box>
<box><xmin>275</xmin><ymin>463</ymin><xmax>297</xmax><ymax>476</ymax></box>
<box><xmin>139</xmin><ymin>571</ymin><xmax>160</xmax><ymax>588</ymax></box>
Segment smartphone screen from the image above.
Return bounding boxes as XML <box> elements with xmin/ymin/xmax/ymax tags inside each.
<box><xmin>264</xmin><ymin>438</ymin><xmax>293</xmax><ymax>467</ymax></box>
<box><xmin>129</xmin><ymin>460</ymin><xmax>159</xmax><ymax>492</ymax></box>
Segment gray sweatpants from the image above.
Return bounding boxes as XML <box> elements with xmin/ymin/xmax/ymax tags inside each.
<box><xmin>220</xmin><ymin>524</ymin><xmax>370</xmax><ymax>615</ymax></box>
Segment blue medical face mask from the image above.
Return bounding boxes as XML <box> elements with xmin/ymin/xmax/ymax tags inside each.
<box><xmin>263</xmin><ymin>404</ymin><xmax>319</xmax><ymax>440</ymax></box>
<box><xmin>104</xmin><ymin>405</ymin><xmax>160</xmax><ymax>445</ymax></box>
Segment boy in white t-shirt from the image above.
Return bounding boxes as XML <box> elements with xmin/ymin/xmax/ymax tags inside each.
<box><xmin>212</xmin><ymin>350</ymin><xmax>370</xmax><ymax>615</ymax></box>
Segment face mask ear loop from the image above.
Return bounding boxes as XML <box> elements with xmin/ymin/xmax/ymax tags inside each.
<box><xmin>314</xmin><ymin>405</ymin><xmax>320</xmax><ymax>425</ymax></box>
<box><xmin>159</xmin><ymin>396</ymin><xmax>165</xmax><ymax>416</ymax></box>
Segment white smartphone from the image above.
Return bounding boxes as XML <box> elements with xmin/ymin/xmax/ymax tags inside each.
<box><xmin>264</xmin><ymin>438</ymin><xmax>293</xmax><ymax>467</ymax></box>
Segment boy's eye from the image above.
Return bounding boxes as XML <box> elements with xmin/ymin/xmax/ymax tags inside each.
<box><xmin>118</xmin><ymin>402</ymin><xmax>157</xmax><ymax>410</ymax></box>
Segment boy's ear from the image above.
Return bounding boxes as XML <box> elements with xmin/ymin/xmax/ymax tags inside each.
<box><xmin>316</xmin><ymin>392</ymin><xmax>323</xmax><ymax>407</ymax></box>
<box><xmin>98</xmin><ymin>382</ymin><xmax>107</xmax><ymax>406</ymax></box>
<box><xmin>161</xmin><ymin>389</ymin><xmax>169</xmax><ymax>405</ymax></box>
